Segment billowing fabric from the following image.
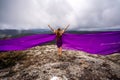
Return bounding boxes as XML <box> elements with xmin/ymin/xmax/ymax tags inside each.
<box><xmin>0</xmin><ymin>31</ymin><xmax>120</xmax><ymax>55</ymax></box>
<box><xmin>0</xmin><ymin>34</ymin><xmax>55</xmax><ymax>51</ymax></box>
<box><xmin>62</xmin><ymin>31</ymin><xmax>120</xmax><ymax>55</ymax></box>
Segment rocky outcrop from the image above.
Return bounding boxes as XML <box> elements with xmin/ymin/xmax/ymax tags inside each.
<box><xmin>0</xmin><ymin>45</ymin><xmax>120</xmax><ymax>80</ymax></box>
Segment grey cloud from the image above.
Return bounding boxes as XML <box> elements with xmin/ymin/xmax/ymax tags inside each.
<box><xmin>0</xmin><ymin>0</ymin><xmax>120</xmax><ymax>30</ymax></box>
<box><xmin>75</xmin><ymin>0</ymin><xmax>120</xmax><ymax>28</ymax></box>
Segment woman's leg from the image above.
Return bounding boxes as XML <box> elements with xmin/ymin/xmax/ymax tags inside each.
<box><xmin>58</xmin><ymin>47</ymin><xmax>62</xmax><ymax>56</ymax></box>
<box><xmin>59</xmin><ymin>47</ymin><xmax>62</xmax><ymax>55</ymax></box>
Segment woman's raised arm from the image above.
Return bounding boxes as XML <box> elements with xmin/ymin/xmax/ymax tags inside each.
<box><xmin>63</xmin><ymin>24</ymin><xmax>70</xmax><ymax>32</ymax></box>
<box><xmin>48</xmin><ymin>25</ymin><xmax>55</xmax><ymax>32</ymax></box>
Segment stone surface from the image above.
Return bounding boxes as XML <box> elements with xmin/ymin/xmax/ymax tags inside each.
<box><xmin>0</xmin><ymin>45</ymin><xmax>120</xmax><ymax>80</ymax></box>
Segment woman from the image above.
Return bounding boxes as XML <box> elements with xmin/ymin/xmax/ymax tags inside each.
<box><xmin>48</xmin><ymin>24</ymin><xmax>70</xmax><ymax>56</ymax></box>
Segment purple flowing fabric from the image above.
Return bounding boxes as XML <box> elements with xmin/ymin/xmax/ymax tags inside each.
<box><xmin>62</xmin><ymin>31</ymin><xmax>120</xmax><ymax>55</ymax></box>
<box><xmin>0</xmin><ymin>34</ymin><xmax>55</xmax><ymax>51</ymax></box>
<box><xmin>0</xmin><ymin>31</ymin><xmax>120</xmax><ymax>55</ymax></box>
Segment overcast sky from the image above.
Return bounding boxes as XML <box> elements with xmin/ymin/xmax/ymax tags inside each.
<box><xmin>0</xmin><ymin>0</ymin><xmax>120</xmax><ymax>30</ymax></box>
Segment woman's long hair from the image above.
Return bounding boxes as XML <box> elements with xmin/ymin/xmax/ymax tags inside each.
<box><xmin>56</xmin><ymin>28</ymin><xmax>61</xmax><ymax>40</ymax></box>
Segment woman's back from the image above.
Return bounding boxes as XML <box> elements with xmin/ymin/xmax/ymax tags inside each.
<box><xmin>48</xmin><ymin>24</ymin><xmax>70</xmax><ymax>56</ymax></box>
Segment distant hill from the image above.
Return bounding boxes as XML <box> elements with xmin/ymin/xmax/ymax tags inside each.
<box><xmin>0</xmin><ymin>29</ymin><xmax>52</xmax><ymax>39</ymax></box>
<box><xmin>0</xmin><ymin>28</ymin><xmax>120</xmax><ymax>39</ymax></box>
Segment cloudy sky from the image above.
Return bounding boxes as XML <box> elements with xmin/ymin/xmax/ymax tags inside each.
<box><xmin>0</xmin><ymin>0</ymin><xmax>120</xmax><ymax>30</ymax></box>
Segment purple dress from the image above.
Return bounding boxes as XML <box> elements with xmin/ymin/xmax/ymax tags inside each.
<box><xmin>56</xmin><ymin>35</ymin><xmax>63</xmax><ymax>48</ymax></box>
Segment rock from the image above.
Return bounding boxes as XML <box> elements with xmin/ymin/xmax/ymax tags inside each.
<box><xmin>0</xmin><ymin>45</ymin><xmax>120</xmax><ymax>80</ymax></box>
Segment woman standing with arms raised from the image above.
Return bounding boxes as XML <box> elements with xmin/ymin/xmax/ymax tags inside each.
<box><xmin>48</xmin><ymin>24</ymin><xmax>70</xmax><ymax>56</ymax></box>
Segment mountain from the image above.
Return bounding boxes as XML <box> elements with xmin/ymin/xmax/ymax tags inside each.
<box><xmin>0</xmin><ymin>44</ymin><xmax>120</xmax><ymax>80</ymax></box>
<box><xmin>0</xmin><ymin>28</ymin><xmax>120</xmax><ymax>39</ymax></box>
<box><xmin>0</xmin><ymin>29</ymin><xmax>51</xmax><ymax>38</ymax></box>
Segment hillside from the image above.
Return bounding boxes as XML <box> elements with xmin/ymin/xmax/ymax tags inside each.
<box><xmin>0</xmin><ymin>45</ymin><xmax>120</xmax><ymax>80</ymax></box>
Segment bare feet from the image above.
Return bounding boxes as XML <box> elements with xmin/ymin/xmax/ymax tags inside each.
<box><xmin>58</xmin><ymin>53</ymin><xmax>62</xmax><ymax>57</ymax></box>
